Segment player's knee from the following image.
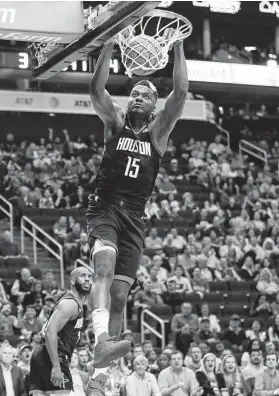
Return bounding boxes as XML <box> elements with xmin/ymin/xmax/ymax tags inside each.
<box><xmin>111</xmin><ymin>290</ymin><xmax>128</xmax><ymax>312</ymax></box>
<box><xmin>91</xmin><ymin>238</ymin><xmax>116</xmax><ymax>279</ymax></box>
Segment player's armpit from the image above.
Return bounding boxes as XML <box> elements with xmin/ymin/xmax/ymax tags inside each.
<box><xmin>45</xmin><ymin>299</ymin><xmax>79</xmax><ymax>335</ymax></box>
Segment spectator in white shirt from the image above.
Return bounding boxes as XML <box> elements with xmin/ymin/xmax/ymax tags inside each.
<box><xmin>152</xmin><ymin>255</ymin><xmax>168</xmax><ymax>283</ymax></box>
<box><xmin>169</xmin><ymin>228</ymin><xmax>187</xmax><ymax>252</ymax></box>
<box><xmin>244</xmin><ymin>236</ymin><xmax>265</xmax><ymax>261</ymax></box>
<box><xmin>208</xmin><ymin>135</ymin><xmax>226</xmax><ymax>156</ymax></box>
<box><xmin>126</xmin><ymin>355</ymin><xmax>161</xmax><ymax>396</ymax></box>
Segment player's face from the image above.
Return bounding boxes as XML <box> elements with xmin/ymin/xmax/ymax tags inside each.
<box><xmin>128</xmin><ymin>86</ymin><xmax>156</xmax><ymax>117</ymax></box>
<box><xmin>74</xmin><ymin>270</ymin><xmax>93</xmax><ymax>295</ymax></box>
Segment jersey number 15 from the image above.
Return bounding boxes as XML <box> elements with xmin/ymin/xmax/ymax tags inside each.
<box><xmin>124</xmin><ymin>156</ymin><xmax>140</xmax><ymax>178</ymax></box>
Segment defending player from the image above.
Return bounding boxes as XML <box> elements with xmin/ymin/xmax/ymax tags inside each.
<box><xmin>29</xmin><ymin>267</ymin><xmax>92</xmax><ymax>396</ymax></box>
<box><xmin>86</xmin><ymin>37</ymin><xmax>188</xmax><ymax>383</ymax></box>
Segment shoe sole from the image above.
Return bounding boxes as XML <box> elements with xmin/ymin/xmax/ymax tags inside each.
<box><xmin>94</xmin><ymin>340</ymin><xmax>131</xmax><ymax>368</ymax></box>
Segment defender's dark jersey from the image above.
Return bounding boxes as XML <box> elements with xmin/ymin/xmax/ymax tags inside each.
<box><xmin>95</xmin><ymin>120</ymin><xmax>161</xmax><ymax>208</ymax></box>
<box><xmin>42</xmin><ymin>292</ymin><xmax>83</xmax><ymax>359</ymax></box>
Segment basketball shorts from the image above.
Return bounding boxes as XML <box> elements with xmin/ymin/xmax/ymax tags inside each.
<box><xmin>29</xmin><ymin>345</ymin><xmax>73</xmax><ymax>394</ymax></box>
<box><xmin>86</xmin><ymin>194</ymin><xmax>147</xmax><ymax>285</ymax></box>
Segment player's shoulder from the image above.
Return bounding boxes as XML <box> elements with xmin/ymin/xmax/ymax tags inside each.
<box><xmin>56</xmin><ymin>295</ymin><xmax>80</xmax><ymax>312</ymax></box>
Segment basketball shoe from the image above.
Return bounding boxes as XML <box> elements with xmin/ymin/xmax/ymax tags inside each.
<box><xmin>93</xmin><ymin>332</ymin><xmax>131</xmax><ymax>368</ymax></box>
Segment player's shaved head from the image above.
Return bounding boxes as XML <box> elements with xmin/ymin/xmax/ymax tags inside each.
<box><xmin>70</xmin><ymin>266</ymin><xmax>91</xmax><ymax>280</ymax></box>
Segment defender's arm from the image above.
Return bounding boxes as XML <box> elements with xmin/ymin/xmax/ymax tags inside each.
<box><xmin>90</xmin><ymin>42</ymin><xmax>122</xmax><ymax>127</ymax></box>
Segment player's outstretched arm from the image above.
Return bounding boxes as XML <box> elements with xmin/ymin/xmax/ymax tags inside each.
<box><xmin>151</xmin><ymin>41</ymin><xmax>188</xmax><ymax>153</ymax></box>
<box><xmin>44</xmin><ymin>299</ymin><xmax>79</xmax><ymax>370</ymax></box>
<box><xmin>90</xmin><ymin>42</ymin><xmax>122</xmax><ymax>127</ymax></box>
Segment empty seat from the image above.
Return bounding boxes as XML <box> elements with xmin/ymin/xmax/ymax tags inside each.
<box><xmin>184</xmin><ymin>292</ymin><xmax>201</xmax><ymax>305</ymax></box>
<box><xmin>224</xmin><ymin>292</ymin><xmax>248</xmax><ymax>303</ymax></box>
<box><xmin>204</xmin><ymin>293</ymin><xmax>224</xmax><ymax>303</ymax></box>
<box><xmin>210</xmin><ymin>281</ymin><xmax>228</xmax><ymax>293</ymax></box>
<box><xmin>6</xmin><ymin>256</ymin><xmax>29</xmax><ymax>270</ymax></box>
<box><xmin>229</xmin><ymin>281</ymin><xmax>252</xmax><ymax>292</ymax></box>
<box><xmin>150</xmin><ymin>304</ymin><xmax>173</xmax><ymax>321</ymax></box>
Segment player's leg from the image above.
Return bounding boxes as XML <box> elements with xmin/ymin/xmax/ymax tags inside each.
<box><xmin>86</xmin><ymin>200</ymin><xmax>131</xmax><ymax>368</ymax></box>
<box><xmin>109</xmin><ymin>278</ymin><xmax>132</xmax><ymax>338</ymax></box>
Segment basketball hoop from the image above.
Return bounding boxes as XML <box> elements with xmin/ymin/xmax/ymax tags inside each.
<box><xmin>29</xmin><ymin>42</ymin><xmax>64</xmax><ymax>69</ymax></box>
<box><xmin>116</xmin><ymin>10</ymin><xmax>193</xmax><ymax>77</ymax></box>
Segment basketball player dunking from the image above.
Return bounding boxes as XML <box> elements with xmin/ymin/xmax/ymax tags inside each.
<box><xmin>29</xmin><ymin>267</ymin><xmax>92</xmax><ymax>396</ymax></box>
<box><xmin>85</xmin><ymin>38</ymin><xmax>188</xmax><ymax>394</ymax></box>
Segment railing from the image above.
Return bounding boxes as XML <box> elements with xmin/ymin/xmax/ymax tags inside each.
<box><xmin>239</xmin><ymin>139</ymin><xmax>268</xmax><ymax>164</ymax></box>
<box><xmin>141</xmin><ymin>309</ymin><xmax>166</xmax><ymax>348</ymax></box>
<box><xmin>21</xmin><ymin>216</ymin><xmax>64</xmax><ymax>288</ymax></box>
<box><xmin>74</xmin><ymin>258</ymin><xmax>128</xmax><ymax>330</ymax></box>
<box><xmin>0</xmin><ymin>194</ymin><xmax>14</xmax><ymax>241</ymax></box>
<box><xmin>216</xmin><ymin>123</ymin><xmax>231</xmax><ymax>149</ymax></box>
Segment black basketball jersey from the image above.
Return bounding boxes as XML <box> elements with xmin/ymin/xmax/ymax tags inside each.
<box><xmin>94</xmin><ymin>120</ymin><xmax>161</xmax><ymax>208</ymax></box>
<box><xmin>42</xmin><ymin>292</ymin><xmax>83</xmax><ymax>359</ymax></box>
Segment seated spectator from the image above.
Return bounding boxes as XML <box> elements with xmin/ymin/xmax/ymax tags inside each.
<box><xmin>53</xmin><ymin>216</ymin><xmax>68</xmax><ymax>245</ymax></box>
<box><xmin>162</xmin><ymin>279</ymin><xmax>185</xmax><ymax>309</ymax></box>
<box><xmin>0</xmin><ymin>303</ymin><xmax>22</xmax><ymax>343</ymax></box>
<box><xmin>70</xmin><ymin>186</ymin><xmax>87</xmax><ymax>208</ymax></box>
<box><xmin>199</xmin><ymin>303</ymin><xmax>221</xmax><ymax>333</ymax></box>
<box><xmin>244</xmin><ymin>237</ymin><xmax>265</xmax><ymax>262</ymax></box>
<box><xmin>158</xmin><ymin>353</ymin><xmax>171</xmax><ymax>372</ymax></box>
<box><xmin>194</xmin><ymin>318</ymin><xmax>216</xmax><ymax>344</ymax></box>
<box><xmin>204</xmin><ymin>192</ymin><xmax>220</xmax><ymax>214</ymax></box>
<box><xmin>175</xmin><ymin>323</ymin><xmax>194</xmax><ymax>357</ymax></box>
<box><xmin>159</xmin><ymin>199</ymin><xmax>172</xmax><ymax>218</ymax></box>
<box><xmin>191</xmin><ymin>267</ymin><xmax>210</xmax><ymax>298</ymax></box>
<box><xmin>105</xmin><ymin>357</ymin><xmax>129</xmax><ymax>396</ymax></box>
<box><xmin>0</xmin><ymin>231</ymin><xmax>20</xmax><ymax>257</ymax></box>
<box><xmin>152</xmin><ymin>255</ymin><xmax>169</xmax><ymax>282</ymax></box>
<box><xmin>133</xmin><ymin>344</ymin><xmax>144</xmax><ymax>358</ymax></box>
<box><xmin>196</xmin><ymin>257</ymin><xmax>213</xmax><ymax>282</ymax></box>
<box><xmin>30</xmin><ymin>331</ymin><xmax>42</xmax><ymax>351</ymax></box>
<box><xmin>245</xmin><ymin>320</ymin><xmax>266</xmax><ymax>343</ymax></box>
<box><xmin>267</xmin><ymin>314</ymin><xmax>279</xmax><ymax>344</ymax></box>
<box><xmin>208</xmin><ymin>135</ymin><xmax>226</xmax><ymax>156</ymax></box>
<box><xmin>147</xmin><ymin>350</ymin><xmax>160</xmax><ymax>377</ymax></box>
<box><xmin>221</xmin><ymin>354</ymin><xmax>245</xmax><ymax>396</ymax></box>
<box><xmin>196</xmin><ymin>353</ymin><xmax>226</xmax><ymax>396</ymax></box>
<box><xmin>242</xmin><ymin>349</ymin><xmax>265</xmax><ymax>394</ymax></box>
<box><xmin>185</xmin><ymin>345</ymin><xmax>203</xmax><ymax>372</ymax></box>
<box><xmin>171</xmin><ymin>303</ymin><xmax>199</xmax><ymax>338</ymax></box>
<box><xmin>144</xmin><ymin>228</ymin><xmax>163</xmax><ymax>250</ymax></box>
<box><xmin>126</xmin><ymin>355</ymin><xmax>160</xmax><ymax>396</ymax></box>
<box><xmin>53</xmin><ymin>188</ymin><xmax>69</xmax><ymax>209</ymax></box>
<box><xmin>17</xmin><ymin>344</ymin><xmax>32</xmax><ymax>377</ymax></box>
<box><xmin>38</xmin><ymin>188</ymin><xmax>54</xmax><ymax>209</ymax></box>
<box><xmin>70</xmin><ymin>350</ymin><xmax>88</xmax><ymax>396</ymax></box>
<box><xmin>167</xmin><ymin>265</ymin><xmax>192</xmax><ymax>294</ymax></box>
<box><xmin>64</xmin><ymin>222</ymin><xmax>81</xmax><ymax>267</ymax></box>
<box><xmin>254</xmin><ymin>353</ymin><xmax>279</xmax><ymax>395</ymax></box>
<box><xmin>271</xmin><ymin>292</ymin><xmax>279</xmax><ymax>315</ymax></box>
<box><xmin>157</xmin><ymin>175</ymin><xmax>177</xmax><ymax>196</ymax></box>
<box><xmin>250</xmin><ymin>294</ymin><xmax>271</xmax><ymax>322</ymax></box>
<box><xmin>158</xmin><ymin>350</ymin><xmax>200</xmax><ymax>396</ymax></box>
<box><xmin>11</xmin><ymin>268</ymin><xmax>35</xmax><ymax>304</ymax></box>
<box><xmin>20</xmin><ymin>304</ymin><xmax>43</xmax><ymax>341</ymax></box>
<box><xmin>149</xmin><ymin>266</ymin><xmax>167</xmax><ymax>295</ymax></box>
<box><xmin>77</xmin><ymin>233</ymin><xmax>90</xmax><ymax>263</ymax></box>
<box><xmin>256</xmin><ymin>268</ymin><xmax>279</xmax><ymax>296</ymax></box>
<box><xmin>165</xmin><ymin>139</ymin><xmax>177</xmax><ymax>157</ymax></box>
<box><xmin>223</xmin><ymin>315</ymin><xmax>247</xmax><ymax>352</ymax></box>
<box><xmin>41</xmin><ymin>271</ymin><xmax>57</xmax><ymax>295</ymax></box>
<box><xmin>23</xmin><ymin>281</ymin><xmax>47</xmax><ymax>308</ymax></box>
<box><xmin>133</xmin><ymin>280</ymin><xmax>163</xmax><ymax>310</ymax></box>
<box><xmin>168</xmin><ymin>159</ymin><xmax>183</xmax><ymax>181</ymax></box>
<box><xmin>167</xmin><ymin>228</ymin><xmax>187</xmax><ymax>252</ymax></box>
<box><xmin>238</xmin><ymin>253</ymin><xmax>257</xmax><ymax>281</ymax></box>
<box><xmin>0</xmin><ymin>344</ymin><xmax>27</xmax><ymax>396</ymax></box>
<box><xmin>37</xmin><ymin>295</ymin><xmax>55</xmax><ymax>324</ymax></box>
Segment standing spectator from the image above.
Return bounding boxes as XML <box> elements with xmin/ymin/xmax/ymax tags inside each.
<box><xmin>0</xmin><ymin>344</ymin><xmax>27</xmax><ymax>396</ymax></box>
<box><xmin>196</xmin><ymin>353</ymin><xmax>226</xmax><ymax>396</ymax></box>
<box><xmin>158</xmin><ymin>350</ymin><xmax>201</xmax><ymax>396</ymax></box>
<box><xmin>126</xmin><ymin>355</ymin><xmax>160</xmax><ymax>396</ymax></box>
<box><xmin>254</xmin><ymin>353</ymin><xmax>279</xmax><ymax>395</ymax></box>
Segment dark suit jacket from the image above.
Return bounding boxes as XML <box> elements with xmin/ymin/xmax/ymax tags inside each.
<box><xmin>0</xmin><ymin>365</ymin><xmax>27</xmax><ymax>396</ymax></box>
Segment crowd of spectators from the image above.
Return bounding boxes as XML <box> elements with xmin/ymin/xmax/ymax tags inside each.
<box><xmin>1</xmin><ymin>119</ymin><xmax>279</xmax><ymax>396</ymax></box>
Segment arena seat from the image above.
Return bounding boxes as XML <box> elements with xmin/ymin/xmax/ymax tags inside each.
<box><xmin>150</xmin><ymin>304</ymin><xmax>173</xmax><ymax>321</ymax></box>
<box><xmin>0</xmin><ymin>257</ymin><xmax>5</xmax><ymax>268</ymax></box>
<box><xmin>210</xmin><ymin>281</ymin><xmax>228</xmax><ymax>293</ymax></box>
<box><xmin>228</xmin><ymin>281</ymin><xmax>254</xmax><ymax>292</ymax></box>
<box><xmin>6</xmin><ymin>256</ymin><xmax>29</xmax><ymax>270</ymax></box>
<box><xmin>224</xmin><ymin>292</ymin><xmax>249</xmax><ymax>303</ymax></box>
<box><xmin>184</xmin><ymin>292</ymin><xmax>201</xmax><ymax>304</ymax></box>
<box><xmin>204</xmin><ymin>292</ymin><xmax>224</xmax><ymax>303</ymax></box>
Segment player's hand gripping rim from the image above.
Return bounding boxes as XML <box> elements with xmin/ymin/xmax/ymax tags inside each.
<box><xmin>51</xmin><ymin>366</ymin><xmax>65</xmax><ymax>389</ymax></box>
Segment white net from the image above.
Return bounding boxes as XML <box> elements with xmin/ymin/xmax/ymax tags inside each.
<box><xmin>29</xmin><ymin>42</ymin><xmax>63</xmax><ymax>69</ymax></box>
<box><xmin>116</xmin><ymin>10</ymin><xmax>192</xmax><ymax>77</ymax></box>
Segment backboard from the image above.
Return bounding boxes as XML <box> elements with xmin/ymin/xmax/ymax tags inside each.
<box><xmin>0</xmin><ymin>1</ymin><xmax>161</xmax><ymax>80</ymax></box>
